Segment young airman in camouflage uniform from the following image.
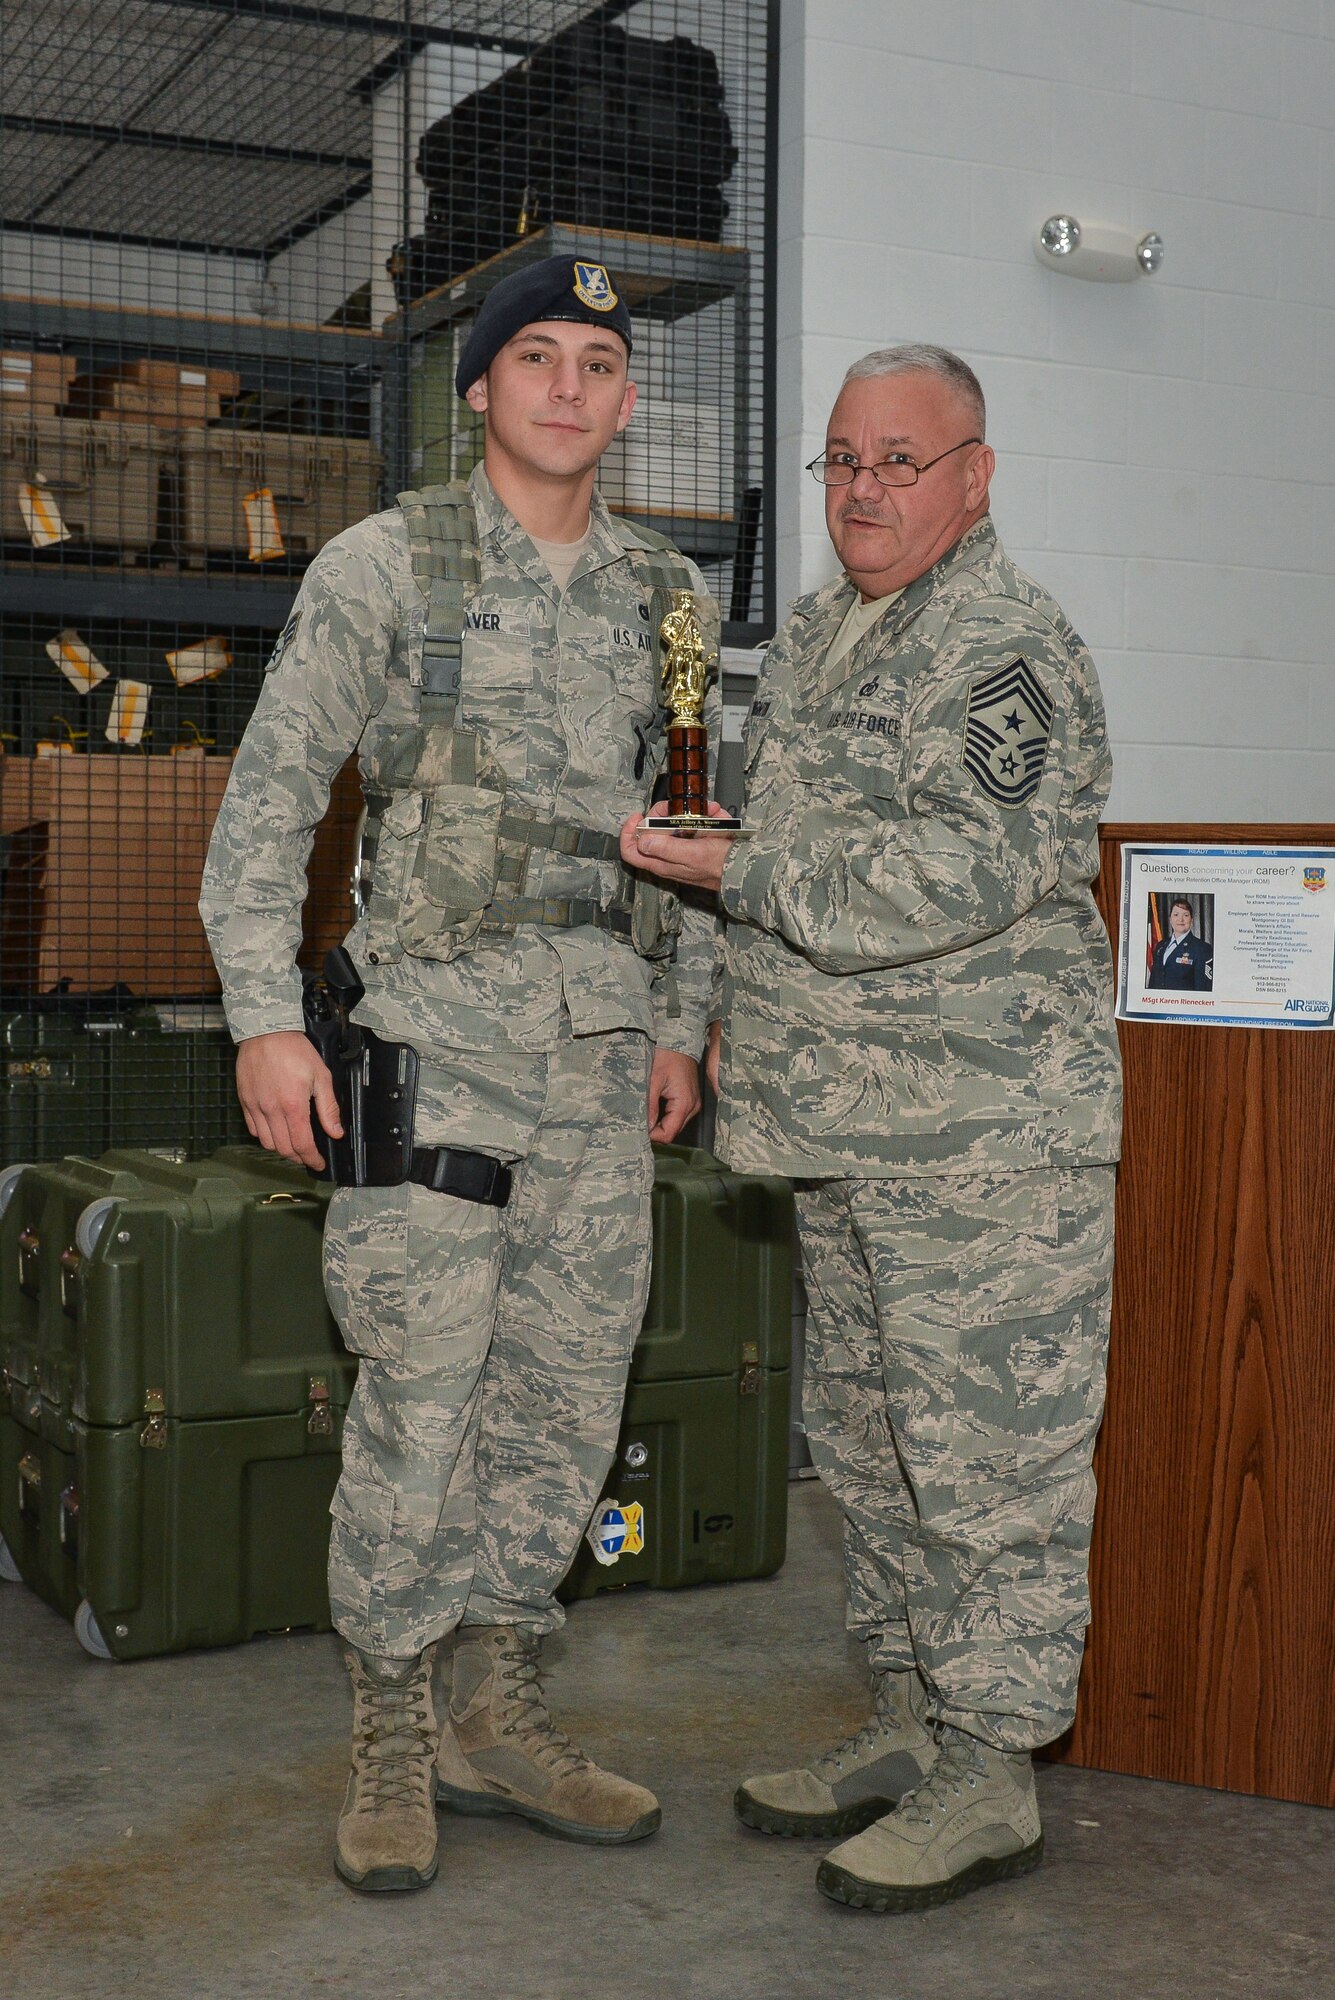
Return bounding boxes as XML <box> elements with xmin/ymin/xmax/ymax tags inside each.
<box><xmin>624</xmin><ymin>345</ymin><xmax>1122</xmax><ymax>1914</ymax></box>
<box><xmin>201</xmin><ymin>257</ymin><xmax>719</xmax><ymax>1894</ymax></box>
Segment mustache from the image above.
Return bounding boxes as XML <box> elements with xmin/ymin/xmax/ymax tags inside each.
<box><xmin>837</xmin><ymin>504</ymin><xmax>890</xmax><ymax>525</ymax></box>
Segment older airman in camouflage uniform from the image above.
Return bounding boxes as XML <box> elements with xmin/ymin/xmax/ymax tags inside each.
<box><xmin>626</xmin><ymin>344</ymin><xmax>1122</xmax><ymax>1914</ymax></box>
<box><xmin>201</xmin><ymin>257</ymin><xmax>719</xmax><ymax>1895</ymax></box>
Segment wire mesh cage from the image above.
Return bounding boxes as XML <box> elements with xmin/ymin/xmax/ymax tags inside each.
<box><xmin>0</xmin><ymin>0</ymin><xmax>774</xmax><ymax>1163</ymax></box>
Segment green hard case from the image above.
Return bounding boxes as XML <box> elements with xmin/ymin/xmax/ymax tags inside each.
<box><xmin>1</xmin><ymin>1142</ymin><xmax>794</xmax><ymax>1655</ymax></box>
<box><xmin>0</xmin><ymin>1146</ymin><xmax>351</xmax><ymax>1659</ymax></box>
<box><xmin>559</xmin><ymin>1144</ymin><xmax>794</xmax><ymax>1601</ymax></box>
<box><xmin>0</xmin><ymin>1009</ymin><xmax>250</xmax><ymax>1167</ymax></box>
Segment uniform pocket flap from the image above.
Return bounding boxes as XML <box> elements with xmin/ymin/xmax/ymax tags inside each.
<box><xmin>382</xmin><ymin>789</ymin><xmax>426</xmax><ymax>838</ymax></box>
<box><xmin>329</xmin><ymin>1467</ymin><xmax>395</xmax><ymax>1542</ymax></box>
<box><xmin>421</xmin><ymin>783</ymin><xmax>505</xmax><ymax>914</ymax></box>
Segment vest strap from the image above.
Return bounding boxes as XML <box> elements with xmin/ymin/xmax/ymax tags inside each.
<box><xmin>481</xmin><ymin>896</ymin><xmax>633</xmax><ymax>939</ymax></box>
<box><xmin>397</xmin><ymin>483</ymin><xmax>480</xmax><ymax>724</ymax></box>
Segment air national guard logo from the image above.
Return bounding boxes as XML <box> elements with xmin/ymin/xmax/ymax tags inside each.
<box><xmin>572</xmin><ymin>261</ymin><xmax>618</xmax><ymax>312</ymax></box>
<box><xmin>961</xmin><ymin>656</ymin><xmax>1054</xmax><ymax>807</ymax></box>
<box><xmin>585</xmin><ymin>1499</ymin><xmax>645</xmax><ymax>1567</ymax></box>
<box><xmin>1303</xmin><ymin>866</ymin><xmax>1327</xmax><ymax>892</ymax></box>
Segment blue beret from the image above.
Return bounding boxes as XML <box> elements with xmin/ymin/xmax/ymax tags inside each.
<box><xmin>454</xmin><ymin>255</ymin><xmax>633</xmax><ymax>397</ymax></box>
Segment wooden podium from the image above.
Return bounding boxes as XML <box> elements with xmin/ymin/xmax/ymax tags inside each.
<box><xmin>1044</xmin><ymin>825</ymin><xmax>1335</xmax><ymax>1807</ymax></box>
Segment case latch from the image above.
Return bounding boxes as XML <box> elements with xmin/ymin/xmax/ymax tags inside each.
<box><xmin>59</xmin><ymin>1483</ymin><xmax>80</xmax><ymax>1557</ymax></box>
<box><xmin>307</xmin><ymin>1375</ymin><xmax>333</xmax><ymax>1436</ymax></box>
<box><xmin>739</xmin><ymin>1341</ymin><xmax>761</xmax><ymax>1395</ymax></box>
<box><xmin>139</xmin><ymin>1388</ymin><xmax>167</xmax><ymax>1450</ymax></box>
<box><xmin>60</xmin><ymin>1244</ymin><xmax>81</xmax><ymax>1316</ymax></box>
<box><xmin>18</xmin><ymin>1225</ymin><xmax>40</xmax><ymax>1296</ymax></box>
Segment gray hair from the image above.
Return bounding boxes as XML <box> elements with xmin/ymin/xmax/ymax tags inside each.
<box><xmin>842</xmin><ymin>344</ymin><xmax>986</xmax><ymax>440</ymax></box>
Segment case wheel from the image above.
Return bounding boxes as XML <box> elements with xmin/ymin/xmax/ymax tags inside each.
<box><xmin>74</xmin><ymin>1599</ymin><xmax>114</xmax><ymax>1660</ymax></box>
<box><xmin>0</xmin><ymin>1534</ymin><xmax>21</xmax><ymax>1583</ymax></box>
<box><xmin>0</xmin><ymin>1164</ymin><xmax>34</xmax><ymax>1218</ymax></box>
<box><xmin>75</xmin><ymin>1197</ymin><xmax>118</xmax><ymax>1260</ymax></box>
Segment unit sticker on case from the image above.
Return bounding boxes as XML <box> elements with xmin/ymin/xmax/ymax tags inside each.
<box><xmin>585</xmin><ymin>1499</ymin><xmax>646</xmax><ymax>1567</ymax></box>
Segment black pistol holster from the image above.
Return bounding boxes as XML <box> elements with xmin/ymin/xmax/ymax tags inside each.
<box><xmin>301</xmin><ymin>946</ymin><xmax>512</xmax><ymax>1207</ymax></box>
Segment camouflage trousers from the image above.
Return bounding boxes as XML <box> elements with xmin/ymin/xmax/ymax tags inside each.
<box><xmin>796</xmin><ymin>1164</ymin><xmax>1116</xmax><ymax>1754</ymax></box>
<box><xmin>323</xmin><ymin>1029</ymin><xmax>653</xmax><ymax>1659</ymax></box>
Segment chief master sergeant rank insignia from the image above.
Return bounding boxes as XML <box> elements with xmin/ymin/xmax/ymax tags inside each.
<box><xmin>961</xmin><ymin>655</ymin><xmax>1054</xmax><ymax>807</ymax></box>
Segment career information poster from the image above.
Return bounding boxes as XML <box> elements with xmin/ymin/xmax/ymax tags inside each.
<box><xmin>1117</xmin><ymin>844</ymin><xmax>1335</xmax><ymax>1029</ymax></box>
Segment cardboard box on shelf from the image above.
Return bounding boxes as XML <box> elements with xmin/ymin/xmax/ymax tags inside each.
<box><xmin>90</xmin><ymin>385</ymin><xmax>211</xmax><ymax>426</ymax></box>
<box><xmin>1</xmin><ymin>351</ymin><xmax>77</xmax><ymax>416</ymax></box>
<box><xmin>70</xmin><ymin>360</ymin><xmax>242</xmax><ymax>427</ymax></box>
<box><xmin>0</xmin><ymin>754</ymin><xmax>233</xmax><ymax>995</ymax></box>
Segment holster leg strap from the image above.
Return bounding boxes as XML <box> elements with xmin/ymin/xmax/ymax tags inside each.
<box><xmin>409</xmin><ymin>1146</ymin><xmax>513</xmax><ymax>1208</ymax></box>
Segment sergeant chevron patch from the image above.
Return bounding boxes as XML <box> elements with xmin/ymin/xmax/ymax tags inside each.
<box><xmin>961</xmin><ymin>656</ymin><xmax>1054</xmax><ymax>806</ymax></box>
<box><xmin>266</xmin><ymin>607</ymin><xmax>302</xmax><ymax>672</ymax></box>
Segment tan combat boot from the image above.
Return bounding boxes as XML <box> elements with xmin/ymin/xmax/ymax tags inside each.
<box><xmin>816</xmin><ymin>1725</ymin><xmax>1044</xmax><ymax>1912</ymax></box>
<box><xmin>734</xmin><ymin>1666</ymin><xmax>935</xmax><ymax>1838</ymax></box>
<box><xmin>435</xmin><ymin>1625</ymin><xmax>661</xmax><ymax>1845</ymax></box>
<box><xmin>335</xmin><ymin>1645</ymin><xmax>440</xmax><ymax>1894</ymax></box>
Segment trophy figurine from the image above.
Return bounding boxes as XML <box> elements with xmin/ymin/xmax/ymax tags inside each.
<box><xmin>655</xmin><ymin>590</ymin><xmax>742</xmax><ymax>833</ymax></box>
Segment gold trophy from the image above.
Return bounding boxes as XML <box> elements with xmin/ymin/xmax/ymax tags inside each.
<box><xmin>655</xmin><ymin>590</ymin><xmax>742</xmax><ymax>833</ymax></box>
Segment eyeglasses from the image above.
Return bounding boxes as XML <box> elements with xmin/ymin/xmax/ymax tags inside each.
<box><xmin>805</xmin><ymin>437</ymin><xmax>983</xmax><ymax>487</ymax></box>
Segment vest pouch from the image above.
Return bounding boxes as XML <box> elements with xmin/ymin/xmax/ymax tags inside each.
<box><xmin>630</xmin><ymin>874</ymin><xmax>683</xmax><ymax>961</ymax></box>
<box><xmin>397</xmin><ymin>780</ymin><xmax>505</xmax><ymax>961</ymax></box>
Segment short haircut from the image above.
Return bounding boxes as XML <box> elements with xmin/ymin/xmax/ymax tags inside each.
<box><xmin>842</xmin><ymin>344</ymin><xmax>986</xmax><ymax>440</ymax></box>
<box><xmin>1169</xmin><ymin>898</ymin><xmax>1193</xmax><ymax>919</ymax></box>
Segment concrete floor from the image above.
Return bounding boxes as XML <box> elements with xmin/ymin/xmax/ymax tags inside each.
<box><xmin>1</xmin><ymin>1480</ymin><xmax>1331</xmax><ymax>2000</ymax></box>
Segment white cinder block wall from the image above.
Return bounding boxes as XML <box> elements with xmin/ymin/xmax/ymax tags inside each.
<box><xmin>778</xmin><ymin>0</ymin><xmax>1335</xmax><ymax>823</ymax></box>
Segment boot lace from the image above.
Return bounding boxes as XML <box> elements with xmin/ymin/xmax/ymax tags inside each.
<box><xmin>811</xmin><ymin>1675</ymin><xmax>910</xmax><ymax>1776</ymax></box>
<box><xmin>812</xmin><ymin>1715</ymin><xmax>895</xmax><ymax>1778</ymax></box>
<box><xmin>895</xmin><ymin>1728</ymin><xmax>987</xmax><ymax>1825</ymax></box>
<box><xmin>353</xmin><ymin>1666</ymin><xmax>435</xmax><ymax>1812</ymax></box>
<box><xmin>497</xmin><ymin>1638</ymin><xmax>590</xmax><ymax>1780</ymax></box>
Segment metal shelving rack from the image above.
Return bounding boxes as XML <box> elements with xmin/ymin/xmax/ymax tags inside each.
<box><xmin>2</xmin><ymin>1</ymin><xmax>773</xmax><ymax>638</ymax></box>
<box><xmin>0</xmin><ymin>0</ymin><xmax>774</xmax><ymax>1159</ymax></box>
<box><xmin>0</xmin><ymin>295</ymin><xmax>381</xmax><ymax>628</ymax></box>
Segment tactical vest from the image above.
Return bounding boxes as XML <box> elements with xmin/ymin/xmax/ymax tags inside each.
<box><xmin>359</xmin><ymin>482</ymin><xmax>693</xmax><ymax>969</ymax></box>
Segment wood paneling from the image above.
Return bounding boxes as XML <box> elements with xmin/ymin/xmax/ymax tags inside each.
<box><xmin>1045</xmin><ymin>825</ymin><xmax>1335</xmax><ymax>1806</ymax></box>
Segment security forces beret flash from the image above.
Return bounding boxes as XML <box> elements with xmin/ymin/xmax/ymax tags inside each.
<box><xmin>454</xmin><ymin>255</ymin><xmax>633</xmax><ymax>396</ymax></box>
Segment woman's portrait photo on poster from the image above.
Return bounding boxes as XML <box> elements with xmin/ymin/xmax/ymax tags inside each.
<box><xmin>1146</xmin><ymin>890</ymin><xmax>1214</xmax><ymax>991</ymax></box>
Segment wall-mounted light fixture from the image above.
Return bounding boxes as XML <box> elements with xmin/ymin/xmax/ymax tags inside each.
<box><xmin>1035</xmin><ymin>216</ymin><xmax>1165</xmax><ymax>282</ymax></box>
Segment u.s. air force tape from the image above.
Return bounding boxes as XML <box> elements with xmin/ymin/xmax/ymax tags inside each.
<box><xmin>961</xmin><ymin>656</ymin><xmax>1054</xmax><ymax>807</ymax></box>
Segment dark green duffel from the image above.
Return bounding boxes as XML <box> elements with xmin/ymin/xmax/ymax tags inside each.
<box><xmin>559</xmin><ymin>1144</ymin><xmax>794</xmax><ymax>1602</ymax></box>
